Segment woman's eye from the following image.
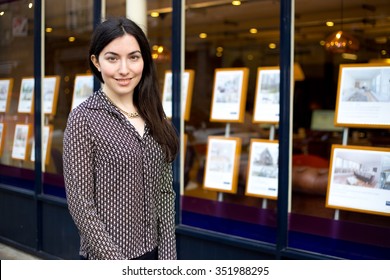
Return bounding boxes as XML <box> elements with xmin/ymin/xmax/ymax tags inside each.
<box><xmin>130</xmin><ymin>55</ymin><xmax>140</xmax><ymax>61</ymax></box>
<box><xmin>107</xmin><ymin>57</ymin><xmax>117</xmax><ymax>62</ymax></box>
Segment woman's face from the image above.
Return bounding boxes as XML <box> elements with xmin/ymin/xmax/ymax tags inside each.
<box><xmin>91</xmin><ymin>34</ymin><xmax>144</xmax><ymax>97</ymax></box>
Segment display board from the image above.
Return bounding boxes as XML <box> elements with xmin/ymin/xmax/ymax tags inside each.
<box><xmin>43</xmin><ymin>76</ymin><xmax>60</xmax><ymax>115</ymax></box>
<box><xmin>326</xmin><ymin>144</ymin><xmax>390</xmax><ymax>216</ymax></box>
<box><xmin>253</xmin><ymin>67</ymin><xmax>280</xmax><ymax>124</ymax></box>
<box><xmin>0</xmin><ymin>78</ymin><xmax>13</xmax><ymax>113</ymax></box>
<box><xmin>210</xmin><ymin>68</ymin><xmax>249</xmax><ymax>123</ymax></box>
<box><xmin>11</xmin><ymin>124</ymin><xmax>31</xmax><ymax>160</ymax></box>
<box><xmin>30</xmin><ymin>125</ymin><xmax>53</xmax><ymax>165</ymax></box>
<box><xmin>0</xmin><ymin>122</ymin><xmax>5</xmax><ymax>157</ymax></box>
<box><xmin>203</xmin><ymin>136</ymin><xmax>241</xmax><ymax>193</ymax></box>
<box><xmin>71</xmin><ymin>74</ymin><xmax>94</xmax><ymax>110</ymax></box>
<box><xmin>17</xmin><ymin>77</ymin><xmax>34</xmax><ymax>114</ymax></box>
<box><xmin>245</xmin><ymin>139</ymin><xmax>279</xmax><ymax>199</ymax></box>
<box><xmin>162</xmin><ymin>70</ymin><xmax>195</xmax><ymax>121</ymax></box>
<box><xmin>334</xmin><ymin>63</ymin><xmax>390</xmax><ymax>128</ymax></box>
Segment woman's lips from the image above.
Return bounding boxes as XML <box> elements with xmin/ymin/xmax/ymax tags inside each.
<box><xmin>115</xmin><ymin>78</ymin><xmax>132</xmax><ymax>85</ymax></box>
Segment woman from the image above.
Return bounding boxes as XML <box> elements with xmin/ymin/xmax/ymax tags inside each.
<box><xmin>63</xmin><ymin>17</ymin><xmax>179</xmax><ymax>260</ymax></box>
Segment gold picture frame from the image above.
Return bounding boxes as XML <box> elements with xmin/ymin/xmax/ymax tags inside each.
<box><xmin>11</xmin><ymin>124</ymin><xmax>31</xmax><ymax>160</ymax></box>
<box><xmin>162</xmin><ymin>70</ymin><xmax>195</xmax><ymax>121</ymax></box>
<box><xmin>326</xmin><ymin>144</ymin><xmax>390</xmax><ymax>216</ymax></box>
<box><xmin>30</xmin><ymin>125</ymin><xmax>53</xmax><ymax>165</ymax></box>
<box><xmin>0</xmin><ymin>78</ymin><xmax>14</xmax><ymax>113</ymax></box>
<box><xmin>43</xmin><ymin>76</ymin><xmax>60</xmax><ymax>116</ymax></box>
<box><xmin>253</xmin><ymin>67</ymin><xmax>280</xmax><ymax>124</ymax></box>
<box><xmin>17</xmin><ymin>77</ymin><xmax>34</xmax><ymax>114</ymax></box>
<box><xmin>0</xmin><ymin>122</ymin><xmax>5</xmax><ymax>157</ymax></box>
<box><xmin>252</xmin><ymin>64</ymin><xmax>302</xmax><ymax>124</ymax></box>
<box><xmin>203</xmin><ymin>136</ymin><xmax>242</xmax><ymax>194</ymax></box>
<box><xmin>334</xmin><ymin>63</ymin><xmax>390</xmax><ymax>128</ymax></box>
<box><xmin>210</xmin><ymin>68</ymin><xmax>249</xmax><ymax>123</ymax></box>
<box><xmin>245</xmin><ymin>139</ymin><xmax>279</xmax><ymax>199</ymax></box>
<box><xmin>71</xmin><ymin>74</ymin><xmax>94</xmax><ymax>110</ymax></box>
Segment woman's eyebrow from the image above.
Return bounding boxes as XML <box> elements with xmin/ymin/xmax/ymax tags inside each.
<box><xmin>103</xmin><ymin>50</ymin><xmax>141</xmax><ymax>56</ymax></box>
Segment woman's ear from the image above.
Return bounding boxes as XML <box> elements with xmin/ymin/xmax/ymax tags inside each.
<box><xmin>91</xmin><ymin>55</ymin><xmax>100</xmax><ymax>71</ymax></box>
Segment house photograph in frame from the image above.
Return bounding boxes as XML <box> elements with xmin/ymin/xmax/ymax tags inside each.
<box><xmin>30</xmin><ymin>125</ymin><xmax>53</xmax><ymax>165</ymax></box>
<box><xmin>253</xmin><ymin>67</ymin><xmax>280</xmax><ymax>124</ymax></box>
<box><xmin>326</xmin><ymin>144</ymin><xmax>390</xmax><ymax>216</ymax></box>
<box><xmin>203</xmin><ymin>136</ymin><xmax>241</xmax><ymax>193</ymax></box>
<box><xmin>71</xmin><ymin>74</ymin><xmax>94</xmax><ymax>110</ymax></box>
<box><xmin>335</xmin><ymin>63</ymin><xmax>390</xmax><ymax>128</ymax></box>
<box><xmin>17</xmin><ymin>77</ymin><xmax>34</xmax><ymax>114</ymax></box>
<box><xmin>43</xmin><ymin>76</ymin><xmax>60</xmax><ymax>116</ymax></box>
<box><xmin>245</xmin><ymin>139</ymin><xmax>279</xmax><ymax>199</ymax></box>
<box><xmin>0</xmin><ymin>122</ymin><xmax>5</xmax><ymax>157</ymax></box>
<box><xmin>210</xmin><ymin>68</ymin><xmax>249</xmax><ymax>123</ymax></box>
<box><xmin>0</xmin><ymin>78</ymin><xmax>13</xmax><ymax>113</ymax></box>
<box><xmin>11</xmin><ymin>124</ymin><xmax>31</xmax><ymax>160</ymax></box>
<box><xmin>162</xmin><ymin>70</ymin><xmax>195</xmax><ymax>121</ymax></box>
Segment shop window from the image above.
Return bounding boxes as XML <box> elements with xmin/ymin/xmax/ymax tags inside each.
<box><xmin>0</xmin><ymin>0</ymin><xmax>35</xmax><ymax>191</ymax></box>
<box><xmin>178</xmin><ymin>0</ymin><xmax>281</xmax><ymax>245</ymax></box>
<box><xmin>175</xmin><ymin>0</ymin><xmax>390</xmax><ymax>259</ymax></box>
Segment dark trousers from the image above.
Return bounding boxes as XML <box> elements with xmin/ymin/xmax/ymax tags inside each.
<box><xmin>133</xmin><ymin>247</ymin><xmax>158</xmax><ymax>260</ymax></box>
<box><xmin>79</xmin><ymin>247</ymin><xmax>158</xmax><ymax>260</ymax></box>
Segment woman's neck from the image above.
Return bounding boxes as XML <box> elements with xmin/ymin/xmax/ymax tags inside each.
<box><xmin>102</xmin><ymin>87</ymin><xmax>136</xmax><ymax>112</ymax></box>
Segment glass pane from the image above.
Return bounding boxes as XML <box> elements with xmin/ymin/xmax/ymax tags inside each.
<box><xmin>43</xmin><ymin>0</ymin><xmax>95</xmax><ymax>197</ymax></box>
<box><xmin>291</xmin><ymin>0</ymin><xmax>390</xmax><ymax>259</ymax></box>
<box><xmin>180</xmin><ymin>0</ymin><xmax>281</xmax><ymax>244</ymax></box>
<box><xmin>147</xmin><ymin>1</ymin><xmax>173</xmax><ymax>90</ymax></box>
<box><xmin>0</xmin><ymin>0</ymin><xmax>35</xmax><ymax>191</ymax></box>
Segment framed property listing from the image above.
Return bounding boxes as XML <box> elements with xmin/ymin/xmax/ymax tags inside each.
<box><xmin>30</xmin><ymin>125</ymin><xmax>53</xmax><ymax>165</ymax></box>
<box><xmin>11</xmin><ymin>124</ymin><xmax>31</xmax><ymax>160</ymax></box>
<box><xmin>253</xmin><ymin>67</ymin><xmax>280</xmax><ymax>124</ymax></box>
<box><xmin>326</xmin><ymin>144</ymin><xmax>390</xmax><ymax>216</ymax></box>
<box><xmin>162</xmin><ymin>70</ymin><xmax>195</xmax><ymax>121</ymax></box>
<box><xmin>71</xmin><ymin>74</ymin><xmax>94</xmax><ymax>110</ymax></box>
<box><xmin>210</xmin><ymin>68</ymin><xmax>249</xmax><ymax>123</ymax></box>
<box><xmin>0</xmin><ymin>122</ymin><xmax>5</xmax><ymax>156</ymax></box>
<box><xmin>0</xmin><ymin>78</ymin><xmax>13</xmax><ymax>113</ymax></box>
<box><xmin>334</xmin><ymin>63</ymin><xmax>390</xmax><ymax>128</ymax></box>
<box><xmin>203</xmin><ymin>136</ymin><xmax>242</xmax><ymax>193</ymax></box>
<box><xmin>17</xmin><ymin>77</ymin><xmax>34</xmax><ymax>114</ymax></box>
<box><xmin>245</xmin><ymin>139</ymin><xmax>279</xmax><ymax>199</ymax></box>
<box><xmin>43</xmin><ymin>76</ymin><xmax>60</xmax><ymax>115</ymax></box>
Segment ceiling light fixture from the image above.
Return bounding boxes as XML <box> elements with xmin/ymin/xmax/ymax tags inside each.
<box><xmin>268</xmin><ymin>43</ymin><xmax>276</xmax><ymax>49</ymax></box>
<box><xmin>324</xmin><ymin>0</ymin><xmax>359</xmax><ymax>53</ymax></box>
<box><xmin>199</xmin><ymin>33</ymin><xmax>207</xmax><ymax>39</ymax></box>
<box><xmin>232</xmin><ymin>1</ymin><xmax>241</xmax><ymax>6</ymax></box>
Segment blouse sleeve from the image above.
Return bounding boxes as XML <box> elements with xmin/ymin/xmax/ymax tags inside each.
<box><xmin>63</xmin><ymin>109</ymin><xmax>126</xmax><ymax>260</ymax></box>
<box><xmin>157</xmin><ymin>161</ymin><xmax>177</xmax><ymax>260</ymax></box>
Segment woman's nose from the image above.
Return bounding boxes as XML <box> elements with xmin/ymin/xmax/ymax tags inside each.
<box><xmin>118</xmin><ymin>59</ymin><xmax>129</xmax><ymax>75</ymax></box>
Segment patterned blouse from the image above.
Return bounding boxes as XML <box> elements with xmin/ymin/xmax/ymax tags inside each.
<box><xmin>63</xmin><ymin>89</ymin><xmax>176</xmax><ymax>260</ymax></box>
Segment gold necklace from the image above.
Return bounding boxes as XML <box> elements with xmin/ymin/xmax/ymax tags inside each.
<box><xmin>104</xmin><ymin>94</ymin><xmax>140</xmax><ymax>118</ymax></box>
<box><xmin>116</xmin><ymin>107</ymin><xmax>140</xmax><ymax>119</ymax></box>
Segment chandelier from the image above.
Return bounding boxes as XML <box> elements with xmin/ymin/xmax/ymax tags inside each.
<box><xmin>324</xmin><ymin>0</ymin><xmax>359</xmax><ymax>53</ymax></box>
<box><xmin>324</xmin><ymin>31</ymin><xmax>360</xmax><ymax>53</ymax></box>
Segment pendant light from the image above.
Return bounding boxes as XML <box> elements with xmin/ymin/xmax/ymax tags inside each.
<box><xmin>324</xmin><ymin>0</ymin><xmax>359</xmax><ymax>53</ymax></box>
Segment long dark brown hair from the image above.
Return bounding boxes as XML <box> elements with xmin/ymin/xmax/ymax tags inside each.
<box><xmin>89</xmin><ymin>17</ymin><xmax>178</xmax><ymax>162</ymax></box>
